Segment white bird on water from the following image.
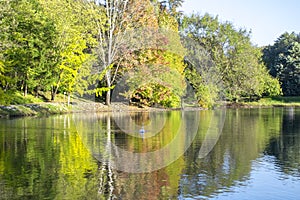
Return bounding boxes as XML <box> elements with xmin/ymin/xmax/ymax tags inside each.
<box><xmin>139</xmin><ymin>126</ymin><xmax>145</xmax><ymax>134</ymax></box>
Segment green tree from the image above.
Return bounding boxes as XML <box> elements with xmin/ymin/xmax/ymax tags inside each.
<box><xmin>39</xmin><ymin>0</ymin><xmax>97</xmax><ymax>101</ymax></box>
<box><xmin>156</xmin><ymin>0</ymin><xmax>184</xmax><ymax>18</ymax></box>
<box><xmin>1</xmin><ymin>0</ymin><xmax>57</xmax><ymax>97</ymax></box>
<box><xmin>90</xmin><ymin>0</ymin><xmax>134</xmax><ymax>105</ymax></box>
<box><xmin>263</xmin><ymin>32</ymin><xmax>300</xmax><ymax>96</ymax></box>
<box><xmin>0</xmin><ymin>1</ymin><xmax>11</xmax><ymax>92</ymax></box>
<box><xmin>120</xmin><ymin>1</ymin><xmax>186</xmax><ymax>108</ymax></box>
<box><xmin>182</xmin><ymin>13</ymin><xmax>281</xmax><ymax>103</ymax></box>
<box><xmin>90</xmin><ymin>0</ymin><xmax>186</xmax><ymax>107</ymax></box>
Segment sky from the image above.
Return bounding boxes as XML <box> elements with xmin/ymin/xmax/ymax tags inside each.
<box><xmin>181</xmin><ymin>0</ymin><xmax>300</xmax><ymax>46</ymax></box>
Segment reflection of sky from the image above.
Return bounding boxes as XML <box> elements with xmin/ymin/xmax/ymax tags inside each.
<box><xmin>181</xmin><ymin>0</ymin><xmax>300</xmax><ymax>46</ymax></box>
<box><xmin>210</xmin><ymin>154</ymin><xmax>300</xmax><ymax>200</ymax></box>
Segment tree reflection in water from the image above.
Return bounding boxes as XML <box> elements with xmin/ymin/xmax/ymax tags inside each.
<box><xmin>0</xmin><ymin>108</ymin><xmax>300</xmax><ymax>199</ymax></box>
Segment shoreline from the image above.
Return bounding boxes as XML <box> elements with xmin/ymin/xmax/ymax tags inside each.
<box><xmin>226</xmin><ymin>101</ymin><xmax>300</xmax><ymax>109</ymax></box>
<box><xmin>0</xmin><ymin>102</ymin><xmax>190</xmax><ymax>118</ymax></box>
<box><xmin>0</xmin><ymin>102</ymin><xmax>149</xmax><ymax>118</ymax></box>
<box><xmin>1</xmin><ymin>101</ymin><xmax>300</xmax><ymax>118</ymax></box>
<box><xmin>226</xmin><ymin>103</ymin><xmax>298</xmax><ymax>109</ymax></box>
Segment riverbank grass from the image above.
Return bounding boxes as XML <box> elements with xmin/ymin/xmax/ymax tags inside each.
<box><xmin>1</xmin><ymin>94</ymin><xmax>300</xmax><ymax>118</ymax></box>
<box><xmin>0</xmin><ymin>103</ymin><xmax>71</xmax><ymax>117</ymax></box>
<box><xmin>244</xmin><ymin>96</ymin><xmax>300</xmax><ymax>107</ymax></box>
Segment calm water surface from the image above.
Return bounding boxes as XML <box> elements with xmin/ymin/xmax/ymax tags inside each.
<box><xmin>0</xmin><ymin>108</ymin><xmax>300</xmax><ymax>199</ymax></box>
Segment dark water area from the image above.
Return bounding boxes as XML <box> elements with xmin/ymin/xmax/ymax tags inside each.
<box><xmin>0</xmin><ymin>108</ymin><xmax>299</xmax><ymax>199</ymax></box>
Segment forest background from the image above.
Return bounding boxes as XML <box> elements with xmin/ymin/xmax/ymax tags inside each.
<box><xmin>0</xmin><ymin>0</ymin><xmax>299</xmax><ymax>108</ymax></box>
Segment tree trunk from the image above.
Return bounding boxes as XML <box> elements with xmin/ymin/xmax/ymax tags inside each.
<box><xmin>5</xmin><ymin>83</ymin><xmax>9</xmax><ymax>91</ymax></box>
<box><xmin>35</xmin><ymin>86</ymin><xmax>39</xmax><ymax>98</ymax></box>
<box><xmin>106</xmin><ymin>90</ymin><xmax>111</xmax><ymax>106</ymax></box>
<box><xmin>51</xmin><ymin>84</ymin><xmax>60</xmax><ymax>101</ymax></box>
<box><xmin>51</xmin><ymin>89</ymin><xmax>56</xmax><ymax>101</ymax></box>
<box><xmin>51</xmin><ymin>72</ymin><xmax>62</xmax><ymax>101</ymax></box>
<box><xmin>24</xmin><ymin>82</ymin><xmax>27</xmax><ymax>97</ymax></box>
<box><xmin>105</xmin><ymin>70</ymin><xmax>111</xmax><ymax>106</ymax></box>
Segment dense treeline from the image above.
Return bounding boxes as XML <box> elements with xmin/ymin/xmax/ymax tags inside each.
<box><xmin>0</xmin><ymin>0</ymin><xmax>104</xmax><ymax>104</ymax></box>
<box><xmin>181</xmin><ymin>14</ymin><xmax>281</xmax><ymax>106</ymax></box>
<box><xmin>0</xmin><ymin>0</ymin><xmax>294</xmax><ymax>108</ymax></box>
<box><xmin>263</xmin><ymin>32</ymin><xmax>300</xmax><ymax>96</ymax></box>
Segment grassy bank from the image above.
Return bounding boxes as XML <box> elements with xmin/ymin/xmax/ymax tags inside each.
<box><xmin>1</xmin><ymin>93</ymin><xmax>300</xmax><ymax>118</ymax></box>
<box><xmin>231</xmin><ymin>96</ymin><xmax>300</xmax><ymax>108</ymax></box>
<box><xmin>0</xmin><ymin>91</ymin><xmax>72</xmax><ymax>106</ymax></box>
<box><xmin>0</xmin><ymin>92</ymin><xmax>77</xmax><ymax>117</ymax></box>
<box><xmin>0</xmin><ymin>102</ymin><xmax>153</xmax><ymax>118</ymax></box>
<box><xmin>0</xmin><ymin>103</ymin><xmax>69</xmax><ymax>117</ymax></box>
<box><xmin>0</xmin><ymin>101</ymin><xmax>154</xmax><ymax>118</ymax></box>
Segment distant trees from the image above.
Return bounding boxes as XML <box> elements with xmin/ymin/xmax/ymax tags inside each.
<box><xmin>181</xmin><ymin>13</ymin><xmax>281</xmax><ymax>105</ymax></box>
<box><xmin>263</xmin><ymin>32</ymin><xmax>300</xmax><ymax>96</ymax></box>
<box><xmin>0</xmin><ymin>0</ymin><xmax>292</xmax><ymax>107</ymax></box>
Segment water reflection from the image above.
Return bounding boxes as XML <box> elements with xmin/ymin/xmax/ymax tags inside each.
<box><xmin>266</xmin><ymin>107</ymin><xmax>300</xmax><ymax>177</ymax></box>
<box><xmin>181</xmin><ymin>109</ymin><xmax>282</xmax><ymax>198</ymax></box>
<box><xmin>0</xmin><ymin>115</ymin><xmax>100</xmax><ymax>199</ymax></box>
<box><xmin>0</xmin><ymin>108</ymin><xmax>299</xmax><ymax>199</ymax></box>
<box><xmin>74</xmin><ymin>111</ymin><xmax>201</xmax><ymax>173</ymax></box>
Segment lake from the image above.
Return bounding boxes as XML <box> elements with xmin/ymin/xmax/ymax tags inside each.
<box><xmin>0</xmin><ymin>108</ymin><xmax>300</xmax><ymax>199</ymax></box>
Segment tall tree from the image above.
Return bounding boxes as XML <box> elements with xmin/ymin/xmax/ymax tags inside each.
<box><xmin>90</xmin><ymin>0</ymin><xmax>131</xmax><ymax>105</ymax></box>
<box><xmin>156</xmin><ymin>0</ymin><xmax>184</xmax><ymax>18</ymax></box>
<box><xmin>91</xmin><ymin>0</ymin><xmax>175</xmax><ymax>105</ymax></box>
<box><xmin>39</xmin><ymin>0</ymin><xmax>96</xmax><ymax>101</ymax></box>
<box><xmin>0</xmin><ymin>0</ymin><xmax>13</xmax><ymax>93</ymax></box>
<box><xmin>118</xmin><ymin>0</ymin><xmax>187</xmax><ymax>108</ymax></box>
<box><xmin>263</xmin><ymin>32</ymin><xmax>300</xmax><ymax>96</ymax></box>
<box><xmin>181</xmin><ymin>13</ymin><xmax>281</xmax><ymax>103</ymax></box>
<box><xmin>1</xmin><ymin>0</ymin><xmax>57</xmax><ymax>97</ymax></box>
